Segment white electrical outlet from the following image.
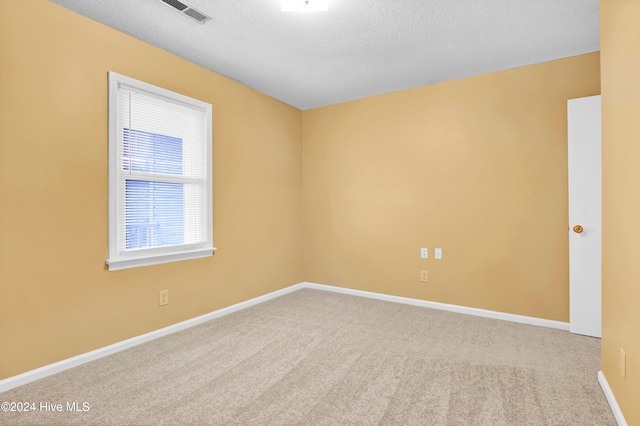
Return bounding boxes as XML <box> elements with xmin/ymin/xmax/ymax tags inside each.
<box><xmin>420</xmin><ymin>248</ymin><xmax>428</xmax><ymax>259</ymax></box>
<box><xmin>435</xmin><ymin>248</ymin><xmax>442</xmax><ymax>260</ymax></box>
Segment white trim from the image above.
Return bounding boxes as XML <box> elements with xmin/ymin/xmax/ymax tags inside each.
<box><xmin>0</xmin><ymin>281</ymin><xmax>571</xmax><ymax>393</ymax></box>
<box><xmin>106</xmin><ymin>247</ymin><xmax>217</xmax><ymax>271</ymax></box>
<box><xmin>301</xmin><ymin>282</ymin><xmax>570</xmax><ymax>330</ymax></box>
<box><xmin>598</xmin><ymin>370</ymin><xmax>628</xmax><ymax>426</ymax></box>
<box><xmin>0</xmin><ymin>283</ymin><xmax>305</xmax><ymax>393</ymax></box>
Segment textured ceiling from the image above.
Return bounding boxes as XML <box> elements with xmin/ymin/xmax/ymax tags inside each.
<box><xmin>50</xmin><ymin>0</ymin><xmax>599</xmax><ymax>110</ymax></box>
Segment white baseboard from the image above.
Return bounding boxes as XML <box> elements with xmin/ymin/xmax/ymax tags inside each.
<box><xmin>0</xmin><ymin>283</ymin><xmax>306</xmax><ymax>394</ymax></box>
<box><xmin>598</xmin><ymin>370</ymin><xmax>628</xmax><ymax>426</ymax></box>
<box><xmin>301</xmin><ymin>282</ymin><xmax>570</xmax><ymax>331</ymax></box>
<box><xmin>0</xmin><ymin>280</ymin><xmax>571</xmax><ymax>394</ymax></box>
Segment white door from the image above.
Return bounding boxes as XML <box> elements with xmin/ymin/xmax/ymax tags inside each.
<box><xmin>567</xmin><ymin>95</ymin><xmax>602</xmax><ymax>338</ymax></box>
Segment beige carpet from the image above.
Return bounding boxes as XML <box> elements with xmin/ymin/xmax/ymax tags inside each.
<box><xmin>1</xmin><ymin>288</ymin><xmax>615</xmax><ymax>425</ymax></box>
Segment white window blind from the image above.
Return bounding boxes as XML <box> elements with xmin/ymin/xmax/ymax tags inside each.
<box><xmin>107</xmin><ymin>72</ymin><xmax>214</xmax><ymax>271</ymax></box>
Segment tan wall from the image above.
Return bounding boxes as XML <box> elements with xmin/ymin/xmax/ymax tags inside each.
<box><xmin>0</xmin><ymin>0</ymin><xmax>303</xmax><ymax>379</ymax></box>
<box><xmin>303</xmin><ymin>53</ymin><xmax>601</xmax><ymax>321</ymax></box>
<box><xmin>600</xmin><ymin>1</ymin><xmax>640</xmax><ymax>423</ymax></box>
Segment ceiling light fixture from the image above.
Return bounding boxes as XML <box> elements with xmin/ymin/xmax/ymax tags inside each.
<box><xmin>281</xmin><ymin>0</ymin><xmax>328</xmax><ymax>12</ymax></box>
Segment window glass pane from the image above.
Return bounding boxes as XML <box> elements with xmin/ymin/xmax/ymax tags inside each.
<box><xmin>125</xmin><ymin>180</ymin><xmax>184</xmax><ymax>250</ymax></box>
<box><xmin>123</xmin><ymin>128</ymin><xmax>183</xmax><ymax>175</ymax></box>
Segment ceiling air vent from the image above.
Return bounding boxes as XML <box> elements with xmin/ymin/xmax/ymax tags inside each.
<box><xmin>160</xmin><ymin>0</ymin><xmax>212</xmax><ymax>24</ymax></box>
<box><xmin>183</xmin><ymin>7</ymin><xmax>209</xmax><ymax>23</ymax></box>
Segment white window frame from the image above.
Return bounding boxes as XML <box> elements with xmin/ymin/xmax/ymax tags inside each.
<box><xmin>106</xmin><ymin>71</ymin><xmax>214</xmax><ymax>271</ymax></box>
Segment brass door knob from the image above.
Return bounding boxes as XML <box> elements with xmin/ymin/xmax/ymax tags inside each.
<box><xmin>573</xmin><ymin>225</ymin><xmax>584</xmax><ymax>234</ymax></box>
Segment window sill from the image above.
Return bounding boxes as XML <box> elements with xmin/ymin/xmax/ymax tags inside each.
<box><xmin>106</xmin><ymin>247</ymin><xmax>216</xmax><ymax>271</ymax></box>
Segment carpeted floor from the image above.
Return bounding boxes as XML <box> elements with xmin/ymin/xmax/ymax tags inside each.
<box><xmin>1</xmin><ymin>288</ymin><xmax>615</xmax><ymax>425</ymax></box>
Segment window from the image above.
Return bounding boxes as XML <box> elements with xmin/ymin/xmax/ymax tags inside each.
<box><xmin>106</xmin><ymin>72</ymin><xmax>214</xmax><ymax>271</ymax></box>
